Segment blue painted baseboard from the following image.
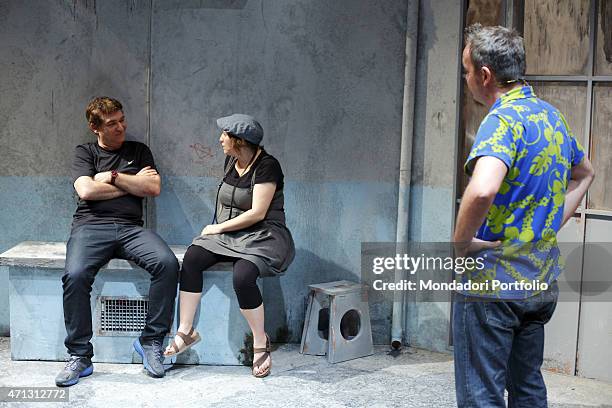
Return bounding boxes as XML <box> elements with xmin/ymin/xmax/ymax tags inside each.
<box><xmin>8</xmin><ymin>266</ymin><xmax>254</xmax><ymax>365</ymax></box>
<box><xmin>0</xmin><ymin>266</ymin><xmax>9</xmax><ymax>336</ymax></box>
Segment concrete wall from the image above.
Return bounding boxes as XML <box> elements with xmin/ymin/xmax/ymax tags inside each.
<box><xmin>149</xmin><ymin>0</ymin><xmax>407</xmax><ymax>343</ymax></box>
<box><xmin>406</xmin><ymin>0</ymin><xmax>462</xmax><ymax>352</ymax></box>
<box><xmin>0</xmin><ymin>0</ymin><xmax>410</xmax><ymax>343</ymax></box>
<box><xmin>0</xmin><ymin>0</ymin><xmax>152</xmax><ymax>336</ymax></box>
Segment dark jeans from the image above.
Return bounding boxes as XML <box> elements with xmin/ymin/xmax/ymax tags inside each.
<box><xmin>62</xmin><ymin>223</ymin><xmax>179</xmax><ymax>358</ymax></box>
<box><xmin>453</xmin><ymin>282</ymin><xmax>559</xmax><ymax>408</ymax></box>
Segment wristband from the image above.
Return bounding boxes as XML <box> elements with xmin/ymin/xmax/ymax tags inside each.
<box><xmin>110</xmin><ymin>170</ymin><xmax>118</xmax><ymax>185</ymax></box>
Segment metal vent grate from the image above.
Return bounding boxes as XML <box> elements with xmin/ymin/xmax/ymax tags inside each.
<box><xmin>97</xmin><ymin>296</ymin><xmax>148</xmax><ymax>336</ymax></box>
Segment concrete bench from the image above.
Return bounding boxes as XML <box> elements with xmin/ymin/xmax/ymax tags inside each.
<box><xmin>0</xmin><ymin>241</ymin><xmax>255</xmax><ymax>365</ymax></box>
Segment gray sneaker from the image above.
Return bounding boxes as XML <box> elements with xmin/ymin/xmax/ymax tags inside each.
<box><xmin>133</xmin><ymin>338</ymin><xmax>165</xmax><ymax>378</ymax></box>
<box><xmin>55</xmin><ymin>356</ymin><xmax>93</xmax><ymax>387</ymax></box>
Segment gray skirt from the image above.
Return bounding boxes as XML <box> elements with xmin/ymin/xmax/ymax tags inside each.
<box><xmin>192</xmin><ymin>220</ymin><xmax>295</xmax><ymax>277</ymax></box>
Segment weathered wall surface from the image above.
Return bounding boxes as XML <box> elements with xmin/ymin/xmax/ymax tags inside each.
<box><xmin>406</xmin><ymin>0</ymin><xmax>462</xmax><ymax>352</ymax></box>
<box><xmin>149</xmin><ymin>0</ymin><xmax>407</xmax><ymax>342</ymax></box>
<box><xmin>0</xmin><ymin>0</ymin><xmax>409</xmax><ymax>343</ymax></box>
<box><xmin>0</xmin><ymin>0</ymin><xmax>152</xmax><ymax>335</ymax></box>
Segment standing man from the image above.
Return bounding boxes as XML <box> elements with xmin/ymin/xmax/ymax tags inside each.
<box><xmin>453</xmin><ymin>25</ymin><xmax>595</xmax><ymax>407</ymax></box>
<box><xmin>55</xmin><ymin>97</ymin><xmax>179</xmax><ymax>386</ymax></box>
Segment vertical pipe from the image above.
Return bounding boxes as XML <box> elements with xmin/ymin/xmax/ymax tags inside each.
<box><xmin>391</xmin><ymin>0</ymin><xmax>420</xmax><ymax>349</ymax></box>
<box><xmin>145</xmin><ymin>0</ymin><xmax>154</xmax><ymax>229</ymax></box>
<box><xmin>574</xmin><ymin>0</ymin><xmax>599</xmax><ymax>376</ymax></box>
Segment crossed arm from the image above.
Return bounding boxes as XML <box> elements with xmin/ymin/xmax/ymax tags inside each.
<box><xmin>74</xmin><ymin>166</ymin><xmax>161</xmax><ymax>201</ymax></box>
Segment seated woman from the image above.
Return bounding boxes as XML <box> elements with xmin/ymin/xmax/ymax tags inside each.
<box><xmin>164</xmin><ymin>114</ymin><xmax>295</xmax><ymax>378</ymax></box>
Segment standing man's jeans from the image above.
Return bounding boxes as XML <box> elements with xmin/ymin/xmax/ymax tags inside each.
<box><xmin>62</xmin><ymin>223</ymin><xmax>179</xmax><ymax>358</ymax></box>
<box><xmin>453</xmin><ymin>282</ymin><xmax>559</xmax><ymax>408</ymax></box>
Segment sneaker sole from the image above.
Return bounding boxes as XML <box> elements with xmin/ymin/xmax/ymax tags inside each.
<box><xmin>56</xmin><ymin>364</ymin><xmax>94</xmax><ymax>387</ymax></box>
<box><xmin>133</xmin><ymin>339</ymin><xmax>165</xmax><ymax>378</ymax></box>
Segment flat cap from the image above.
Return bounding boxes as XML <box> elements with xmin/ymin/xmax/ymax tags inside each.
<box><xmin>216</xmin><ymin>114</ymin><xmax>263</xmax><ymax>145</ymax></box>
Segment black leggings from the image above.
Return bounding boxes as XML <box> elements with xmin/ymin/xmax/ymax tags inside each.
<box><xmin>180</xmin><ymin>245</ymin><xmax>262</xmax><ymax>309</ymax></box>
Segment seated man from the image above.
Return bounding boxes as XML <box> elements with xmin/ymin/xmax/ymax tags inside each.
<box><xmin>55</xmin><ymin>97</ymin><xmax>179</xmax><ymax>386</ymax></box>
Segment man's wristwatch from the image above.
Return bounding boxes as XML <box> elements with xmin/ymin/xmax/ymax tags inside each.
<box><xmin>110</xmin><ymin>170</ymin><xmax>118</xmax><ymax>185</ymax></box>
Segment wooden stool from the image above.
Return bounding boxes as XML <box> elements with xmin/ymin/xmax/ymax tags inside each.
<box><xmin>300</xmin><ymin>280</ymin><xmax>373</xmax><ymax>363</ymax></box>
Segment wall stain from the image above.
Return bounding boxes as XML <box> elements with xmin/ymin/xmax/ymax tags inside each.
<box><xmin>189</xmin><ymin>143</ymin><xmax>215</xmax><ymax>164</ymax></box>
<box><xmin>466</xmin><ymin>0</ymin><xmax>503</xmax><ymax>27</ymax></box>
<box><xmin>191</xmin><ymin>65</ymin><xmax>207</xmax><ymax>76</ymax></box>
<box><xmin>603</xmin><ymin>0</ymin><xmax>612</xmax><ymax>62</ymax></box>
<box><xmin>51</xmin><ymin>89</ymin><xmax>55</xmax><ymax>131</ymax></box>
<box><xmin>524</xmin><ymin>0</ymin><xmax>590</xmax><ymax>75</ymax></box>
<box><xmin>260</xmin><ymin>0</ymin><xmax>268</xmax><ymax>34</ymax></box>
<box><xmin>0</xmin><ymin>2</ymin><xmax>8</xmax><ymax>25</ymax></box>
<box><xmin>126</xmin><ymin>0</ymin><xmax>139</xmax><ymax>16</ymax></box>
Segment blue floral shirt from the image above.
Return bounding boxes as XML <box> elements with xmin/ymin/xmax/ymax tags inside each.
<box><xmin>459</xmin><ymin>85</ymin><xmax>585</xmax><ymax>299</ymax></box>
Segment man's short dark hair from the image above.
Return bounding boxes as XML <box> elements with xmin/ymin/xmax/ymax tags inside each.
<box><xmin>465</xmin><ymin>24</ymin><xmax>526</xmax><ymax>84</ymax></box>
<box><xmin>86</xmin><ymin>97</ymin><xmax>123</xmax><ymax>128</ymax></box>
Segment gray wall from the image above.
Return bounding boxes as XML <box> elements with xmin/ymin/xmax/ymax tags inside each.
<box><xmin>406</xmin><ymin>0</ymin><xmax>461</xmax><ymax>352</ymax></box>
<box><xmin>0</xmin><ymin>0</ymin><xmax>410</xmax><ymax>343</ymax></box>
<box><xmin>0</xmin><ymin>0</ymin><xmax>152</xmax><ymax>336</ymax></box>
<box><xmin>150</xmin><ymin>0</ymin><xmax>407</xmax><ymax>342</ymax></box>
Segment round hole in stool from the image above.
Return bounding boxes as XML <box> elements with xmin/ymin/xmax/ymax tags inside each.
<box><xmin>340</xmin><ymin>309</ymin><xmax>361</xmax><ymax>340</ymax></box>
<box><xmin>317</xmin><ymin>308</ymin><xmax>330</xmax><ymax>340</ymax></box>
